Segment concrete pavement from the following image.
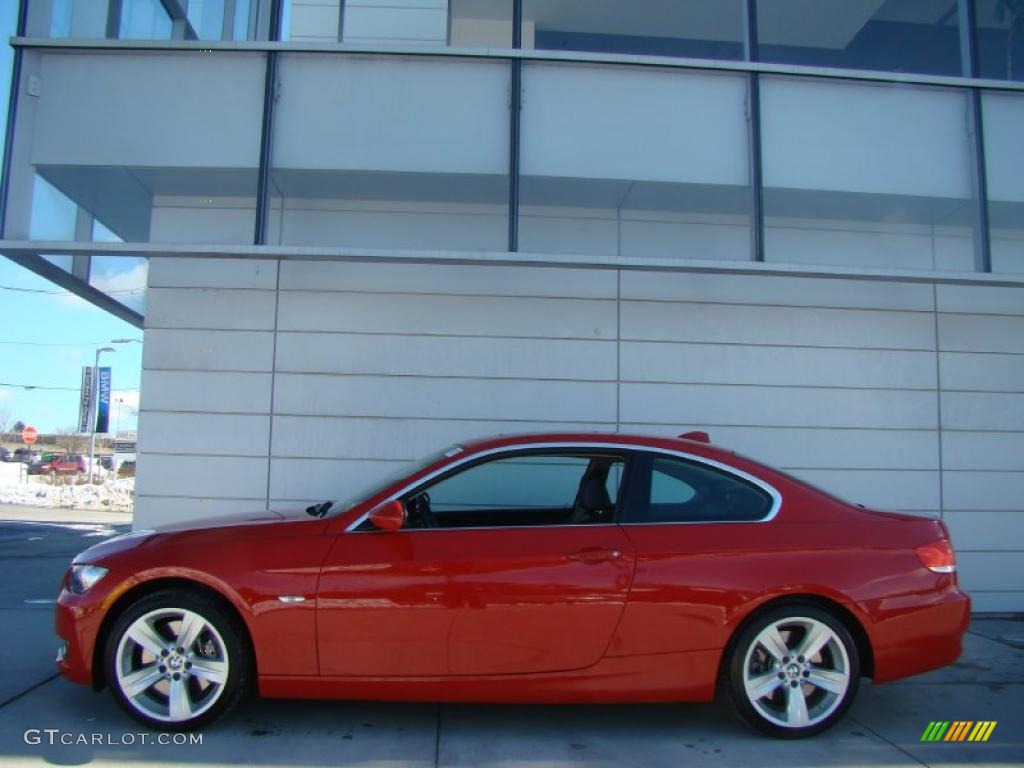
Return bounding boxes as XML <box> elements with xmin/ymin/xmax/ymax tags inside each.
<box><xmin>0</xmin><ymin>506</ymin><xmax>1020</xmax><ymax>767</ymax></box>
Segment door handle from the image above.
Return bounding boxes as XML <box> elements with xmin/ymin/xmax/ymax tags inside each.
<box><xmin>566</xmin><ymin>546</ymin><xmax>622</xmax><ymax>564</ymax></box>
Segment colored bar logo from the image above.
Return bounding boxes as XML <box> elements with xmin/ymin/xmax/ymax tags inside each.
<box><xmin>921</xmin><ymin>721</ymin><xmax>996</xmax><ymax>742</ymax></box>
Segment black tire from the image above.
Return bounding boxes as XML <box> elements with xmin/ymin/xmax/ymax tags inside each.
<box><xmin>104</xmin><ymin>590</ymin><xmax>251</xmax><ymax>730</ymax></box>
<box><xmin>725</xmin><ymin>605</ymin><xmax>860</xmax><ymax>739</ymax></box>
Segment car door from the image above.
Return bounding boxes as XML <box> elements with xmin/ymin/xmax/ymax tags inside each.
<box><xmin>611</xmin><ymin>450</ymin><xmax>780</xmax><ymax>656</ymax></box>
<box><xmin>317</xmin><ymin>526</ymin><xmax>457</xmax><ymax>677</ymax></box>
<box><xmin>316</xmin><ymin>449</ymin><xmax>636</xmax><ymax>677</ymax></box>
<box><xmin>427</xmin><ymin>450</ymin><xmax>635</xmax><ymax>676</ymax></box>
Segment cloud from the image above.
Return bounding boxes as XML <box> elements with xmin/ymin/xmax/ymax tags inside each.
<box><xmin>54</xmin><ymin>261</ymin><xmax>148</xmax><ymax>308</ymax></box>
<box><xmin>90</xmin><ymin>262</ymin><xmax>148</xmax><ymax>297</ymax></box>
<box><xmin>112</xmin><ymin>389</ymin><xmax>140</xmax><ymax>415</ymax></box>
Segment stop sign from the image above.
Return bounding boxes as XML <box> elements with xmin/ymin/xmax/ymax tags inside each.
<box><xmin>22</xmin><ymin>426</ymin><xmax>38</xmax><ymax>445</ymax></box>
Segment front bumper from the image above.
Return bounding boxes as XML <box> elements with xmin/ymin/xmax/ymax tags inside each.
<box><xmin>54</xmin><ymin>582</ymin><xmax>118</xmax><ymax>688</ymax></box>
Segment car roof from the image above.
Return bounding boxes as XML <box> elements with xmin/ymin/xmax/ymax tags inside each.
<box><xmin>458</xmin><ymin>431</ymin><xmax>729</xmax><ymax>458</ymax></box>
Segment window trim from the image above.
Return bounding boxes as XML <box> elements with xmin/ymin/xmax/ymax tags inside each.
<box><xmin>621</xmin><ymin>450</ymin><xmax>777</xmax><ymax>526</ymax></box>
<box><xmin>350</xmin><ymin>446</ymin><xmax>631</xmax><ymax>533</ymax></box>
<box><xmin>344</xmin><ymin>441</ymin><xmax>782</xmax><ymax>532</ymax></box>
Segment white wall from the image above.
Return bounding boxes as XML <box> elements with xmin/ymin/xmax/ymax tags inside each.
<box><xmin>137</xmin><ymin>257</ymin><xmax>1024</xmax><ymax>612</ymax></box>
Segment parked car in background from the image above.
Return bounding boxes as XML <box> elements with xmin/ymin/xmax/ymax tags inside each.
<box><xmin>0</xmin><ymin>447</ymin><xmax>10</xmax><ymax>462</ymax></box>
<box><xmin>30</xmin><ymin>455</ymin><xmax>86</xmax><ymax>475</ymax></box>
<box><xmin>99</xmin><ymin>456</ymin><xmax>114</xmax><ymax>470</ymax></box>
<box><xmin>12</xmin><ymin>448</ymin><xmax>39</xmax><ymax>464</ymax></box>
<box><xmin>117</xmin><ymin>460</ymin><xmax>135</xmax><ymax>478</ymax></box>
<box><xmin>56</xmin><ymin>432</ymin><xmax>969</xmax><ymax>737</ymax></box>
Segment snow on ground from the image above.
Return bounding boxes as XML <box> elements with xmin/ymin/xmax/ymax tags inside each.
<box><xmin>0</xmin><ymin>461</ymin><xmax>134</xmax><ymax>512</ymax></box>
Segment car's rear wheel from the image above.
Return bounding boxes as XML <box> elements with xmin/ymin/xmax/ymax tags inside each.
<box><xmin>105</xmin><ymin>590</ymin><xmax>250</xmax><ymax>730</ymax></box>
<box><xmin>726</xmin><ymin>605</ymin><xmax>860</xmax><ymax>738</ymax></box>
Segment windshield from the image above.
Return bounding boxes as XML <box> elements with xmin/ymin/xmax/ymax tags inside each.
<box><xmin>326</xmin><ymin>445</ymin><xmax>463</xmax><ymax>517</ymax></box>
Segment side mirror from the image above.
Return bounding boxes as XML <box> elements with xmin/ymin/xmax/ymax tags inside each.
<box><xmin>368</xmin><ymin>499</ymin><xmax>406</xmax><ymax>531</ymax></box>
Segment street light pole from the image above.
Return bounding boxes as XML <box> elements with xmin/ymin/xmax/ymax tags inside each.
<box><xmin>87</xmin><ymin>346</ymin><xmax>115</xmax><ymax>483</ymax></box>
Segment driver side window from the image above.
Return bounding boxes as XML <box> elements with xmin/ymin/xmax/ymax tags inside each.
<box><xmin>404</xmin><ymin>452</ymin><xmax>625</xmax><ymax>529</ymax></box>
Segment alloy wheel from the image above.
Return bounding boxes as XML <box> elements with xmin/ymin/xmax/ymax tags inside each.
<box><xmin>114</xmin><ymin>607</ymin><xmax>230</xmax><ymax>724</ymax></box>
<box><xmin>741</xmin><ymin>616</ymin><xmax>851</xmax><ymax>730</ymax></box>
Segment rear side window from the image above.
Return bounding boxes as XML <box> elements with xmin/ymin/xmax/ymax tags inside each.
<box><xmin>622</xmin><ymin>453</ymin><xmax>773</xmax><ymax>524</ymax></box>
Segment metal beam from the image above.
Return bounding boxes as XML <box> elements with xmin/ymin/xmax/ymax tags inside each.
<box><xmin>3</xmin><ymin>241</ymin><xmax>1023</xmax><ymax>288</ymax></box>
<box><xmin>0</xmin><ymin>0</ymin><xmax>28</xmax><ymax>239</ymax></box>
<box><xmin>254</xmin><ymin>0</ymin><xmax>283</xmax><ymax>244</ymax></box>
<box><xmin>506</xmin><ymin>0</ymin><xmax>523</xmax><ymax>252</ymax></box>
<box><xmin>10</xmin><ymin>37</ymin><xmax>1024</xmax><ymax>94</ymax></box>
<box><xmin>961</xmin><ymin>0</ymin><xmax>992</xmax><ymax>273</ymax></box>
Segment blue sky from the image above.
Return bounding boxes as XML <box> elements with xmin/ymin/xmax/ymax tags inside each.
<box><xmin>0</xmin><ymin>4</ymin><xmax>142</xmax><ymax>435</ymax></box>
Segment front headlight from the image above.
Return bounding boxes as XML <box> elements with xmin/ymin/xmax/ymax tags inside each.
<box><xmin>67</xmin><ymin>564</ymin><xmax>108</xmax><ymax>595</ymax></box>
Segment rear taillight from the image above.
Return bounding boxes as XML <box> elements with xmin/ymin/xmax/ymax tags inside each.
<box><xmin>916</xmin><ymin>539</ymin><xmax>956</xmax><ymax>574</ymax></box>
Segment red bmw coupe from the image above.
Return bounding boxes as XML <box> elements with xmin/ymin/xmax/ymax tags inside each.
<box><xmin>55</xmin><ymin>432</ymin><xmax>969</xmax><ymax>738</ymax></box>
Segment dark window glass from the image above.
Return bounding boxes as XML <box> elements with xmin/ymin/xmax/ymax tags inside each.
<box><xmin>756</xmin><ymin>0</ymin><xmax>962</xmax><ymax>76</ymax></box>
<box><xmin>975</xmin><ymin>0</ymin><xmax>1024</xmax><ymax>80</ymax></box>
<box><xmin>404</xmin><ymin>453</ymin><xmax>624</xmax><ymax>529</ymax></box>
<box><xmin>623</xmin><ymin>454</ymin><xmax>772</xmax><ymax>523</ymax></box>
<box><xmin>524</xmin><ymin>0</ymin><xmax>745</xmax><ymax>61</ymax></box>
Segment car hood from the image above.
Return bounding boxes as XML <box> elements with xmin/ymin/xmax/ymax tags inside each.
<box><xmin>74</xmin><ymin>507</ymin><xmax>322</xmax><ymax>566</ymax></box>
<box><xmin>153</xmin><ymin>508</ymin><xmax>293</xmax><ymax>533</ymax></box>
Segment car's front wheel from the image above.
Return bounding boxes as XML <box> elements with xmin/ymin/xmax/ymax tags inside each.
<box><xmin>105</xmin><ymin>590</ymin><xmax>250</xmax><ymax>730</ymax></box>
<box><xmin>726</xmin><ymin>605</ymin><xmax>860</xmax><ymax>738</ymax></box>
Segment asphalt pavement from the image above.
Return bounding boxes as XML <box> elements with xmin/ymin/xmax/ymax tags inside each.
<box><xmin>0</xmin><ymin>503</ymin><xmax>1020</xmax><ymax>767</ymax></box>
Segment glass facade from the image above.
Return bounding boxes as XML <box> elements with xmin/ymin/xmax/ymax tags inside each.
<box><xmin>976</xmin><ymin>0</ymin><xmax>1024</xmax><ymax>80</ymax></box>
<box><xmin>523</xmin><ymin>0</ymin><xmax>745</xmax><ymax>61</ymax></box>
<box><xmin>5</xmin><ymin>50</ymin><xmax>265</xmax><ymax>245</ymax></box>
<box><xmin>119</xmin><ymin>0</ymin><xmax>173</xmax><ymax>39</ymax></box>
<box><xmin>756</xmin><ymin>0</ymin><xmax>963</xmax><ymax>76</ymax></box>
<box><xmin>519</xmin><ymin>63</ymin><xmax>751</xmax><ymax>258</ymax></box>
<box><xmin>5</xmin><ymin>0</ymin><xmax>1023</xmax><ymax>282</ymax></box>
<box><xmin>761</xmin><ymin>77</ymin><xmax>979</xmax><ymax>270</ymax></box>
<box><xmin>268</xmin><ymin>54</ymin><xmax>509</xmax><ymax>251</ymax></box>
<box><xmin>983</xmin><ymin>91</ymin><xmax>1024</xmax><ymax>272</ymax></box>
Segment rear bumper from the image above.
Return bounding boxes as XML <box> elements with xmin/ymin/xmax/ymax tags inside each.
<box><xmin>869</xmin><ymin>584</ymin><xmax>971</xmax><ymax>683</ymax></box>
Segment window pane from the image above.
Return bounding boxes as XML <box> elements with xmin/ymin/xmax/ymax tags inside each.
<box><xmin>269</xmin><ymin>54</ymin><xmax>508</xmax><ymax>251</ymax></box>
<box><xmin>89</xmin><ymin>255</ymin><xmax>148</xmax><ymax>314</ymax></box>
<box><xmin>983</xmin><ymin>91</ymin><xmax>1024</xmax><ymax>273</ymax></box>
<box><xmin>761</xmin><ymin>77</ymin><xmax>978</xmax><ymax>271</ymax></box>
<box><xmin>187</xmin><ymin>0</ymin><xmax>226</xmax><ymax>40</ymax></box>
<box><xmin>429</xmin><ymin>456</ymin><xmax>591</xmax><ymax>513</ymax></box>
<box><xmin>282</xmin><ymin>0</ymin><xmax>495</xmax><ymax>45</ymax></box>
<box><xmin>756</xmin><ymin>0</ymin><xmax>962</xmax><ymax>76</ymax></box>
<box><xmin>5</xmin><ymin>51</ymin><xmax>265</xmax><ymax>244</ymax></box>
<box><xmin>523</xmin><ymin>0</ymin><xmax>745</xmax><ymax>61</ymax></box>
<box><xmin>32</xmin><ymin>0</ymin><xmax>108</xmax><ymax>39</ymax></box>
<box><xmin>418</xmin><ymin>453</ymin><xmax>624</xmax><ymax>528</ymax></box>
<box><xmin>975</xmin><ymin>0</ymin><xmax>1024</xmax><ymax>80</ymax></box>
<box><xmin>119</xmin><ymin>0</ymin><xmax>173</xmax><ymax>40</ymax></box>
<box><xmin>627</xmin><ymin>455</ymin><xmax>771</xmax><ymax>523</ymax></box>
<box><xmin>519</xmin><ymin>63</ymin><xmax>752</xmax><ymax>260</ymax></box>
<box><xmin>650</xmin><ymin>467</ymin><xmax>697</xmax><ymax>505</ymax></box>
<box><xmin>450</xmin><ymin>0</ymin><xmax>514</xmax><ymax>47</ymax></box>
